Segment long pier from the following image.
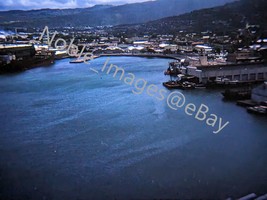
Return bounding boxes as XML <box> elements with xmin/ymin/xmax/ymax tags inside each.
<box><xmin>93</xmin><ymin>53</ymin><xmax>184</xmax><ymax>61</ymax></box>
<box><xmin>69</xmin><ymin>53</ymin><xmax>185</xmax><ymax>64</ymax></box>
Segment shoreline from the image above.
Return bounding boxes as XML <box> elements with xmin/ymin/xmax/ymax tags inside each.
<box><xmin>0</xmin><ymin>53</ymin><xmax>180</xmax><ymax>74</ymax></box>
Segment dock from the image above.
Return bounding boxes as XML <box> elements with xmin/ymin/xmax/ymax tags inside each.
<box><xmin>237</xmin><ymin>99</ymin><xmax>258</xmax><ymax>107</ymax></box>
<box><xmin>94</xmin><ymin>53</ymin><xmax>184</xmax><ymax>61</ymax></box>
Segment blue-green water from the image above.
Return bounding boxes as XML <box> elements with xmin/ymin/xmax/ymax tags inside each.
<box><xmin>0</xmin><ymin>57</ymin><xmax>267</xmax><ymax>199</ymax></box>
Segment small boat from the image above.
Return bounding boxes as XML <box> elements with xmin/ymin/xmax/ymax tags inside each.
<box><xmin>69</xmin><ymin>59</ymin><xmax>86</xmax><ymax>64</ymax></box>
<box><xmin>195</xmin><ymin>84</ymin><xmax>206</xmax><ymax>89</ymax></box>
<box><xmin>222</xmin><ymin>89</ymin><xmax>251</xmax><ymax>100</ymax></box>
<box><xmin>163</xmin><ymin>81</ymin><xmax>196</xmax><ymax>90</ymax></box>
<box><xmin>182</xmin><ymin>81</ymin><xmax>196</xmax><ymax>90</ymax></box>
<box><xmin>247</xmin><ymin>106</ymin><xmax>267</xmax><ymax>115</ymax></box>
<box><xmin>163</xmin><ymin>81</ymin><xmax>183</xmax><ymax>89</ymax></box>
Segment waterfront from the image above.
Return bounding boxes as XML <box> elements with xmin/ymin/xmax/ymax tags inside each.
<box><xmin>0</xmin><ymin>57</ymin><xmax>267</xmax><ymax>199</ymax></box>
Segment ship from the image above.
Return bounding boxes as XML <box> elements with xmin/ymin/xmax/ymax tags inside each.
<box><xmin>0</xmin><ymin>44</ymin><xmax>55</xmax><ymax>73</ymax></box>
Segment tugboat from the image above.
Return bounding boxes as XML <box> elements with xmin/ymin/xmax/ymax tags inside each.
<box><xmin>163</xmin><ymin>81</ymin><xmax>183</xmax><ymax>89</ymax></box>
<box><xmin>182</xmin><ymin>81</ymin><xmax>196</xmax><ymax>90</ymax></box>
<box><xmin>163</xmin><ymin>59</ymin><xmax>198</xmax><ymax>90</ymax></box>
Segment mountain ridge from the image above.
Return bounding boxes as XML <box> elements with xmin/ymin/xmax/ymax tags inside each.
<box><xmin>112</xmin><ymin>0</ymin><xmax>267</xmax><ymax>35</ymax></box>
<box><xmin>0</xmin><ymin>0</ymin><xmax>235</xmax><ymax>28</ymax></box>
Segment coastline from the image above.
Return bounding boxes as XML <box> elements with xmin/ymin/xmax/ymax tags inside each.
<box><xmin>0</xmin><ymin>53</ymin><xmax>182</xmax><ymax>74</ymax></box>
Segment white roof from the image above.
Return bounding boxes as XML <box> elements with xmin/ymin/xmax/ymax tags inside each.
<box><xmin>0</xmin><ymin>44</ymin><xmax>32</xmax><ymax>49</ymax></box>
<box><xmin>159</xmin><ymin>44</ymin><xmax>169</xmax><ymax>48</ymax></box>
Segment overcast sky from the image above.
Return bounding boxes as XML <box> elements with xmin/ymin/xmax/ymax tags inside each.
<box><xmin>0</xmin><ymin>0</ymin><xmax>150</xmax><ymax>11</ymax></box>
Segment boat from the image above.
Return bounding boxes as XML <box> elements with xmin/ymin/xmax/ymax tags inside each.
<box><xmin>182</xmin><ymin>81</ymin><xmax>196</xmax><ymax>89</ymax></box>
<box><xmin>70</xmin><ymin>59</ymin><xmax>85</xmax><ymax>64</ymax></box>
<box><xmin>215</xmin><ymin>77</ymin><xmax>240</xmax><ymax>85</ymax></box>
<box><xmin>70</xmin><ymin>56</ymin><xmax>92</xmax><ymax>64</ymax></box>
<box><xmin>163</xmin><ymin>60</ymin><xmax>197</xmax><ymax>90</ymax></box>
<box><xmin>0</xmin><ymin>45</ymin><xmax>55</xmax><ymax>73</ymax></box>
<box><xmin>247</xmin><ymin>106</ymin><xmax>267</xmax><ymax>115</ymax></box>
<box><xmin>261</xmin><ymin>101</ymin><xmax>267</xmax><ymax>106</ymax></box>
<box><xmin>163</xmin><ymin>81</ymin><xmax>183</xmax><ymax>89</ymax></box>
<box><xmin>195</xmin><ymin>84</ymin><xmax>206</xmax><ymax>89</ymax></box>
<box><xmin>222</xmin><ymin>89</ymin><xmax>251</xmax><ymax>100</ymax></box>
<box><xmin>0</xmin><ymin>57</ymin><xmax>54</xmax><ymax>73</ymax></box>
<box><xmin>163</xmin><ymin>81</ymin><xmax>196</xmax><ymax>90</ymax></box>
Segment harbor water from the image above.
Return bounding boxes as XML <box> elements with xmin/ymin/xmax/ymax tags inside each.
<box><xmin>0</xmin><ymin>57</ymin><xmax>267</xmax><ymax>199</ymax></box>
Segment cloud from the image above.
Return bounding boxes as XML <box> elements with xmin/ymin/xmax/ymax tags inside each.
<box><xmin>0</xmin><ymin>0</ymin><xmax>150</xmax><ymax>11</ymax></box>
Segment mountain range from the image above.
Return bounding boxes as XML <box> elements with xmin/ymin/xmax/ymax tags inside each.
<box><xmin>0</xmin><ymin>0</ymin><xmax>235</xmax><ymax>28</ymax></box>
<box><xmin>113</xmin><ymin>0</ymin><xmax>267</xmax><ymax>35</ymax></box>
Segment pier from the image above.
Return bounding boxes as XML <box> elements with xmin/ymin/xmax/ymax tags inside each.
<box><xmin>94</xmin><ymin>53</ymin><xmax>183</xmax><ymax>61</ymax></box>
<box><xmin>181</xmin><ymin>62</ymin><xmax>267</xmax><ymax>84</ymax></box>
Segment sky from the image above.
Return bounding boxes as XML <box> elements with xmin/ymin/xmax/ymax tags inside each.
<box><xmin>0</xmin><ymin>0</ymin><xmax>150</xmax><ymax>11</ymax></box>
